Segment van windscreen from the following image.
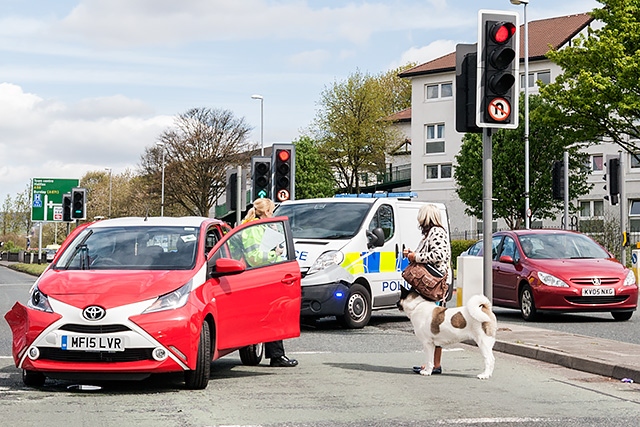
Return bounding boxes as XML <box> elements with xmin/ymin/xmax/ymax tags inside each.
<box><xmin>275</xmin><ymin>202</ymin><xmax>371</xmax><ymax>239</ymax></box>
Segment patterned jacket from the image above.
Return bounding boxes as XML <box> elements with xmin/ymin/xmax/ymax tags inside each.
<box><xmin>413</xmin><ymin>226</ymin><xmax>450</xmax><ymax>275</ymax></box>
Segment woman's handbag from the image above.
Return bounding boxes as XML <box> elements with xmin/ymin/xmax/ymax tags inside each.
<box><xmin>402</xmin><ymin>262</ymin><xmax>448</xmax><ymax>302</ymax></box>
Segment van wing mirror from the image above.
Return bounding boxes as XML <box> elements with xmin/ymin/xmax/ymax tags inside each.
<box><xmin>367</xmin><ymin>228</ymin><xmax>385</xmax><ymax>249</ymax></box>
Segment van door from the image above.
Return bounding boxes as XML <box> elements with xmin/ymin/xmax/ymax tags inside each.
<box><xmin>363</xmin><ymin>203</ymin><xmax>403</xmax><ymax>308</ymax></box>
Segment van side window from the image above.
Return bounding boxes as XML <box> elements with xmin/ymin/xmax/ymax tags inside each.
<box><xmin>368</xmin><ymin>204</ymin><xmax>394</xmax><ymax>241</ymax></box>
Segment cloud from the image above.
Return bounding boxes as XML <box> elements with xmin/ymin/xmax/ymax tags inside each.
<box><xmin>392</xmin><ymin>39</ymin><xmax>458</xmax><ymax>69</ymax></box>
<box><xmin>0</xmin><ymin>83</ymin><xmax>172</xmax><ymax>199</ymax></box>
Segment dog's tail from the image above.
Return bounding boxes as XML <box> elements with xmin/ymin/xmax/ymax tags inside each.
<box><xmin>465</xmin><ymin>294</ymin><xmax>497</xmax><ymax>336</ymax></box>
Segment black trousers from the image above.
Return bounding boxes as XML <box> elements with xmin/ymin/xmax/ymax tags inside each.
<box><xmin>265</xmin><ymin>340</ymin><xmax>285</xmax><ymax>359</ymax></box>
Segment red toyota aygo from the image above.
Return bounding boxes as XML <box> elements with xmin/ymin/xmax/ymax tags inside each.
<box><xmin>4</xmin><ymin>216</ymin><xmax>301</xmax><ymax>389</ymax></box>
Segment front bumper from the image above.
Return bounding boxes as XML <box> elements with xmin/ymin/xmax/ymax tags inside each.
<box><xmin>300</xmin><ymin>264</ymin><xmax>353</xmax><ymax>317</ymax></box>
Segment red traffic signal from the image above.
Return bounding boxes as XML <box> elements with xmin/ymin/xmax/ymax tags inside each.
<box><xmin>271</xmin><ymin>144</ymin><xmax>295</xmax><ymax>202</ymax></box>
<box><xmin>490</xmin><ymin>22</ymin><xmax>516</xmax><ymax>44</ymax></box>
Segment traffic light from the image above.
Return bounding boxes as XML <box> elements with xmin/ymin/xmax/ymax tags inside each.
<box><xmin>251</xmin><ymin>156</ymin><xmax>272</xmax><ymax>201</ymax></box>
<box><xmin>605</xmin><ymin>156</ymin><xmax>620</xmax><ymax>206</ymax></box>
<box><xmin>62</xmin><ymin>193</ymin><xmax>72</xmax><ymax>222</ymax></box>
<box><xmin>552</xmin><ymin>161</ymin><xmax>564</xmax><ymax>200</ymax></box>
<box><xmin>477</xmin><ymin>10</ymin><xmax>519</xmax><ymax>129</ymax></box>
<box><xmin>227</xmin><ymin>171</ymin><xmax>238</xmax><ymax>211</ymax></box>
<box><xmin>71</xmin><ymin>187</ymin><xmax>87</xmax><ymax>220</ymax></box>
<box><xmin>455</xmin><ymin>44</ymin><xmax>481</xmax><ymax>134</ymax></box>
<box><xmin>272</xmin><ymin>144</ymin><xmax>295</xmax><ymax>202</ymax></box>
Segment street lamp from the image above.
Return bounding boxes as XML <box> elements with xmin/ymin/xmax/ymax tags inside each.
<box><xmin>104</xmin><ymin>167</ymin><xmax>112</xmax><ymax>217</ymax></box>
<box><xmin>156</xmin><ymin>142</ymin><xmax>166</xmax><ymax>217</ymax></box>
<box><xmin>510</xmin><ymin>0</ymin><xmax>530</xmax><ymax>228</ymax></box>
<box><xmin>251</xmin><ymin>94</ymin><xmax>264</xmax><ymax>156</ymax></box>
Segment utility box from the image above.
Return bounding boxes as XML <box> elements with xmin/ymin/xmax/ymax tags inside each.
<box><xmin>456</xmin><ymin>256</ymin><xmax>484</xmax><ymax>306</ymax></box>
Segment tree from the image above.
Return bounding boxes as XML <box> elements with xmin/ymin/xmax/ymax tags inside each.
<box><xmin>454</xmin><ymin>94</ymin><xmax>592</xmax><ymax>229</ymax></box>
<box><xmin>540</xmin><ymin>0</ymin><xmax>640</xmax><ymax>156</ymax></box>
<box><xmin>313</xmin><ymin>67</ymin><xmax>411</xmax><ymax>194</ymax></box>
<box><xmin>140</xmin><ymin>108</ymin><xmax>256</xmax><ymax>216</ymax></box>
<box><xmin>293</xmin><ymin>136</ymin><xmax>336</xmax><ymax>199</ymax></box>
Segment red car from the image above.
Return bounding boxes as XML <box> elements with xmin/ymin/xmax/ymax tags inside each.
<box><xmin>4</xmin><ymin>216</ymin><xmax>301</xmax><ymax>389</ymax></box>
<box><xmin>487</xmin><ymin>229</ymin><xmax>638</xmax><ymax>321</ymax></box>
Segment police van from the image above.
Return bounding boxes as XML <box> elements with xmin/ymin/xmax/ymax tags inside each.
<box><xmin>275</xmin><ymin>194</ymin><xmax>451</xmax><ymax>328</ymax></box>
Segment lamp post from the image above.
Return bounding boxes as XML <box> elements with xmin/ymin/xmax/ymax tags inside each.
<box><xmin>104</xmin><ymin>167</ymin><xmax>112</xmax><ymax>217</ymax></box>
<box><xmin>510</xmin><ymin>0</ymin><xmax>530</xmax><ymax>229</ymax></box>
<box><xmin>251</xmin><ymin>94</ymin><xmax>264</xmax><ymax>156</ymax></box>
<box><xmin>156</xmin><ymin>142</ymin><xmax>166</xmax><ymax>217</ymax></box>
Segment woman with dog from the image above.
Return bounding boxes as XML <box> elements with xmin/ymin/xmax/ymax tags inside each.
<box><xmin>402</xmin><ymin>203</ymin><xmax>451</xmax><ymax>375</ymax></box>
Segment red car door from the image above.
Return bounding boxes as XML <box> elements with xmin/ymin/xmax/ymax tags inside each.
<box><xmin>492</xmin><ymin>235</ymin><xmax>521</xmax><ymax>306</ymax></box>
<box><xmin>208</xmin><ymin>217</ymin><xmax>301</xmax><ymax>351</ymax></box>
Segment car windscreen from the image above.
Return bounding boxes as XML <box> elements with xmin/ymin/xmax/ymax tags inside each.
<box><xmin>55</xmin><ymin>226</ymin><xmax>200</xmax><ymax>270</ymax></box>
<box><xmin>275</xmin><ymin>202</ymin><xmax>372</xmax><ymax>239</ymax></box>
<box><xmin>518</xmin><ymin>232</ymin><xmax>610</xmax><ymax>260</ymax></box>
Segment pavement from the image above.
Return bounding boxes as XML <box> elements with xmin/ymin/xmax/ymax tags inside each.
<box><xmin>2</xmin><ymin>259</ymin><xmax>639</xmax><ymax>383</ymax></box>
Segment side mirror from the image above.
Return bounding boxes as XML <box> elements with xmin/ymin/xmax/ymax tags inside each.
<box><xmin>210</xmin><ymin>258</ymin><xmax>246</xmax><ymax>278</ymax></box>
<box><xmin>499</xmin><ymin>254</ymin><xmax>515</xmax><ymax>264</ymax></box>
<box><xmin>366</xmin><ymin>227</ymin><xmax>385</xmax><ymax>249</ymax></box>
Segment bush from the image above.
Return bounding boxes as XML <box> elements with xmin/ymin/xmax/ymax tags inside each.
<box><xmin>9</xmin><ymin>263</ymin><xmax>48</xmax><ymax>277</ymax></box>
<box><xmin>451</xmin><ymin>239</ymin><xmax>478</xmax><ymax>270</ymax></box>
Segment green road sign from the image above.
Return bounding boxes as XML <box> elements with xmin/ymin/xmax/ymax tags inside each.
<box><xmin>31</xmin><ymin>178</ymin><xmax>80</xmax><ymax>222</ymax></box>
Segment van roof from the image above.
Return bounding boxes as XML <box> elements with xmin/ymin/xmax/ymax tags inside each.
<box><xmin>279</xmin><ymin>198</ymin><xmax>446</xmax><ymax>209</ymax></box>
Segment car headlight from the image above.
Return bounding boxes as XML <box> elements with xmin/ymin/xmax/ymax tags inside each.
<box><xmin>537</xmin><ymin>271</ymin><xmax>569</xmax><ymax>288</ymax></box>
<box><xmin>624</xmin><ymin>270</ymin><xmax>637</xmax><ymax>287</ymax></box>
<box><xmin>307</xmin><ymin>250</ymin><xmax>344</xmax><ymax>275</ymax></box>
<box><xmin>143</xmin><ymin>280</ymin><xmax>192</xmax><ymax>314</ymax></box>
<box><xmin>27</xmin><ymin>285</ymin><xmax>53</xmax><ymax>313</ymax></box>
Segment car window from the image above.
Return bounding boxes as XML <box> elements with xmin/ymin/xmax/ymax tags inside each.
<box><xmin>214</xmin><ymin>220</ymin><xmax>288</xmax><ymax>269</ymax></box>
<box><xmin>368</xmin><ymin>204</ymin><xmax>394</xmax><ymax>241</ymax></box>
<box><xmin>499</xmin><ymin>236</ymin><xmax>516</xmax><ymax>260</ymax></box>
<box><xmin>491</xmin><ymin>235</ymin><xmax>502</xmax><ymax>261</ymax></box>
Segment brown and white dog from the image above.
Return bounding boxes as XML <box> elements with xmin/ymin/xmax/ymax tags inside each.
<box><xmin>398</xmin><ymin>287</ymin><xmax>497</xmax><ymax>379</ymax></box>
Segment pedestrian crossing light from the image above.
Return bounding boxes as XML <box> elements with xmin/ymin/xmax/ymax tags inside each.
<box><xmin>477</xmin><ymin>10</ymin><xmax>519</xmax><ymax>129</ymax></box>
<box><xmin>71</xmin><ymin>187</ymin><xmax>87</xmax><ymax>220</ymax></box>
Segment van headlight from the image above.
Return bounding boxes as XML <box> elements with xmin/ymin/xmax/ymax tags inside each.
<box><xmin>144</xmin><ymin>280</ymin><xmax>192</xmax><ymax>313</ymax></box>
<box><xmin>307</xmin><ymin>250</ymin><xmax>344</xmax><ymax>275</ymax></box>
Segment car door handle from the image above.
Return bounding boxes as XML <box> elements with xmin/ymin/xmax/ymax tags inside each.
<box><xmin>281</xmin><ymin>274</ymin><xmax>297</xmax><ymax>285</ymax></box>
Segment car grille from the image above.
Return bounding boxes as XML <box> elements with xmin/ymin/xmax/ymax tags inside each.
<box><xmin>38</xmin><ymin>347</ymin><xmax>154</xmax><ymax>363</ymax></box>
<box><xmin>565</xmin><ymin>296</ymin><xmax>629</xmax><ymax>305</ymax></box>
<box><xmin>58</xmin><ymin>324</ymin><xmax>131</xmax><ymax>334</ymax></box>
<box><xmin>570</xmin><ymin>277</ymin><xmax>619</xmax><ymax>286</ymax></box>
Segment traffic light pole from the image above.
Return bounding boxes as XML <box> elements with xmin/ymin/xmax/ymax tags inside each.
<box><xmin>236</xmin><ymin>165</ymin><xmax>242</xmax><ymax>227</ymax></box>
<box><xmin>619</xmin><ymin>152</ymin><xmax>626</xmax><ymax>265</ymax></box>
<box><xmin>482</xmin><ymin>128</ymin><xmax>493</xmax><ymax>301</ymax></box>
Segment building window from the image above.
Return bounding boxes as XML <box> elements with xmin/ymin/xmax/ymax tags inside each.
<box><xmin>629</xmin><ymin>200</ymin><xmax>640</xmax><ymax>231</ymax></box>
<box><xmin>425</xmin><ymin>124</ymin><xmax>445</xmax><ymax>153</ymax></box>
<box><xmin>630</xmin><ymin>153</ymin><xmax>640</xmax><ymax>169</ymax></box>
<box><xmin>592</xmin><ymin>154</ymin><xmax>603</xmax><ymax>172</ymax></box>
<box><xmin>579</xmin><ymin>200</ymin><xmax>604</xmax><ymax>218</ymax></box>
<box><xmin>425</xmin><ymin>82</ymin><xmax>453</xmax><ymax>100</ymax></box>
<box><xmin>425</xmin><ymin>163</ymin><xmax>453</xmax><ymax>180</ymax></box>
<box><xmin>520</xmin><ymin>70</ymin><xmax>551</xmax><ymax>89</ymax></box>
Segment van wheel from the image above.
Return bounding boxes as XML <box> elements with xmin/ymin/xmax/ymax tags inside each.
<box><xmin>519</xmin><ymin>285</ymin><xmax>538</xmax><ymax>321</ymax></box>
<box><xmin>184</xmin><ymin>322</ymin><xmax>211</xmax><ymax>390</ymax></box>
<box><xmin>337</xmin><ymin>284</ymin><xmax>371</xmax><ymax>329</ymax></box>
<box><xmin>239</xmin><ymin>343</ymin><xmax>264</xmax><ymax>365</ymax></box>
<box><xmin>22</xmin><ymin>369</ymin><xmax>46</xmax><ymax>387</ymax></box>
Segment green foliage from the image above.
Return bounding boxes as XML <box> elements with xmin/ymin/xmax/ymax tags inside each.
<box><xmin>8</xmin><ymin>263</ymin><xmax>47</xmax><ymax>276</ymax></box>
<box><xmin>454</xmin><ymin>94</ymin><xmax>592</xmax><ymax>229</ymax></box>
<box><xmin>451</xmin><ymin>239</ymin><xmax>478</xmax><ymax>270</ymax></box>
<box><xmin>541</xmin><ymin>0</ymin><xmax>640</xmax><ymax>154</ymax></box>
<box><xmin>293</xmin><ymin>136</ymin><xmax>336</xmax><ymax>199</ymax></box>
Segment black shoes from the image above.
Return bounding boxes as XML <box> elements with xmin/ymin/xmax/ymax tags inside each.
<box><xmin>269</xmin><ymin>355</ymin><xmax>298</xmax><ymax>367</ymax></box>
<box><xmin>412</xmin><ymin>366</ymin><xmax>442</xmax><ymax>374</ymax></box>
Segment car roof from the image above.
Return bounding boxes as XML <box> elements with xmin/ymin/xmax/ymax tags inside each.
<box><xmin>498</xmin><ymin>229</ymin><xmax>582</xmax><ymax>236</ymax></box>
<box><xmin>88</xmin><ymin>216</ymin><xmax>221</xmax><ymax>229</ymax></box>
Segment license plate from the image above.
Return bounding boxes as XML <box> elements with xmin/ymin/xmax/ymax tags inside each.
<box><xmin>581</xmin><ymin>287</ymin><xmax>614</xmax><ymax>296</ymax></box>
<box><xmin>61</xmin><ymin>335</ymin><xmax>125</xmax><ymax>352</ymax></box>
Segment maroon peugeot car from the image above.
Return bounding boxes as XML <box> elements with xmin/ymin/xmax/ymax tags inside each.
<box><xmin>486</xmin><ymin>229</ymin><xmax>638</xmax><ymax>321</ymax></box>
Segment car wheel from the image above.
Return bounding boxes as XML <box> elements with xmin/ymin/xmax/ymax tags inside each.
<box><xmin>611</xmin><ymin>311</ymin><xmax>633</xmax><ymax>321</ymax></box>
<box><xmin>239</xmin><ymin>343</ymin><xmax>264</xmax><ymax>366</ymax></box>
<box><xmin>22</xmin><ymin>369</ymin><xmax>46</xmax><ymax>387</ymax></box>
<box><xmin>519</xmin><ymin>284</ymin><xmax>538</xmax><ymax>321</ymax></box>
<box><xmin>184</xmin><ymin>321</ymin><xmax>211</xmax><ymax>390</ymax></box>
<box><xmin>337</xmin><ymin>283</ymin><xmax>371</xmax><ymax>329</ymax></box>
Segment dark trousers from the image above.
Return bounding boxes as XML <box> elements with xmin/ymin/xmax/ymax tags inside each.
<box><xmin>265</xmin><ymin>340</ymin><xmax>285</xmax><ymax>359</ymax></box>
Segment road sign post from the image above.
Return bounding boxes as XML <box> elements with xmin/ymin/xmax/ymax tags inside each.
<box><xmin>31</xmin><ymin>178</ymin><xmax>80</xmax><ymax>222</ymax></box>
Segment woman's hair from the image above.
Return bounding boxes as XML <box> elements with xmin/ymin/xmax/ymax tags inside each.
<box><xmin>243</xmin><ymin>198</ymin><xmax>275</xmax><ymax>222</ymax></box>
<box><xmin>417</xmin><ymin>204</ymin><xmax>444</xmax><ymax>235</ymax></box>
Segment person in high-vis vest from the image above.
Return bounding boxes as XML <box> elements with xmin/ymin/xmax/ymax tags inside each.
<box><xmin>241</xmin><ymin>198</ymin><xmax>298</xmax><ymax>368</ymax></box>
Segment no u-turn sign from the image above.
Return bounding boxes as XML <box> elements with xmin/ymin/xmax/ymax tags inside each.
<box><xmin>487</xmin><ymin>97</ymin><xmax>511</xmax><ymax>122</ymax></box>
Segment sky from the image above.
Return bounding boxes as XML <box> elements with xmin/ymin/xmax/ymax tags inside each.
<box><xmin>0</xmin><ymin>0</ymin><xmax>601</xmax><ymax>200</ymax></box>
